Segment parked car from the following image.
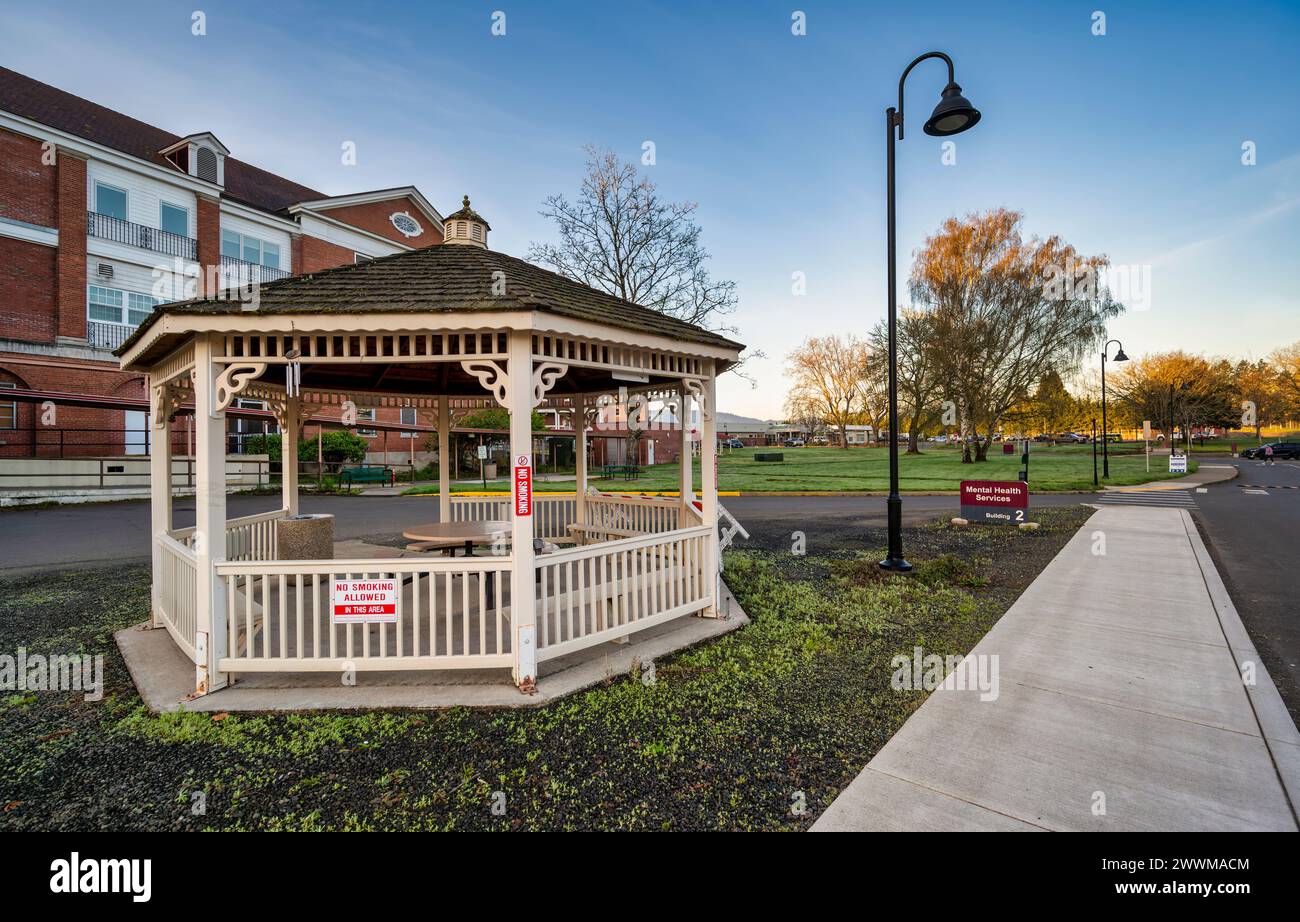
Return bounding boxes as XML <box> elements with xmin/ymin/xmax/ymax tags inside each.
<box><xmin>783</xmin><ymin>437</ymin><xmax>806</xmax><ymax>447</ymax></box>
<box><xmin>720</xmin><ymin>438</ymin><xmax>745</xmax><ymax>449</ymax></box>
<box><xmin>1056</xmin><ymin>432</ymin><xmax>1088</xmax><ymax>444</ymax></box>
<box><xmin>1090</xmin><ymin>432</ymin><xmax>1123</xmax><ymax>443</ymax></box>
<box><xmin>1241</xmin><ymin>441</ymin><xmax>1300</xmax><ymax>460</ymax></box>
<box><xmin>930</xmin><ymin>435</ymin><xmax>949</xmax><ymax>444</ymax></box>
<box><xmin>1033</xmin><ymin>434</ymin><xmax>1053</xmax><ymax>443</ymax></box>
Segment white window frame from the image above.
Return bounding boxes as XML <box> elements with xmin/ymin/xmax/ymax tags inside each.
<box><xmin>221</xmin><ymin>229</ymin><xmax>281</xmax><ymax>269</ymax></box>
<box><xmin>159</xmin><ymin>201</ymin><xmax>190</xmax><ymax>238</ymax></box>
<box><xmin>0</xmin><ymin>381</ymin><xmax>16</xmax><ymax>430</ymax></box>
<box><xmin>88</xmin><ymin>285</ymin><xmax>160</xmax><ymax>328</ymax></box>
<box><xmin>399</xmin><ymin>407</ymin><xmax>417</xmax><ymax>438</ymax></box>
<box><xmin>356</xmin><ymin>407</ymin><xmax>377</xmax><ymax>438</ymax></box>
<box><xmin>94</xmin><ymin>181</ymin><xmax>128</xmax><ymax>220</ymax></box>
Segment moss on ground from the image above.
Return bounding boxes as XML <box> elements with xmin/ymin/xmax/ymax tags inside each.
<box><xmin>0</xmin><ymin>506</ymin><xmax>1092</xmax><ymax>830</ymax></box>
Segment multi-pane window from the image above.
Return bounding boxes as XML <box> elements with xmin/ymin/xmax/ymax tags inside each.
<box><xmin>88</xmin><ymin>285</ymin><xmax>160</xmax><ymax>327</ymax></box>
<box><xmin>356</xmin><ymin>408</ymin><xmax>377</xmax><ymax>438</ymax></box>
<box><xmin>221</xmin><ymin>229</ymin><xmax>280</xmax><ymax>268</ymax></box>
<box><xmin>94</xmin><ymin>182</ymin><xmax>128</xmax><ymax>220</ymax></box>
<box><xmin>159</xmin><ymin>202</ymin><xmax>189</xmax><ymax>237</ymax></box>
<box><xmin>0</xmin><ymin>382</ymin><xmax>16</xmax><ymax>430</ymax></box>
<box><xmin>400</xmin><ymin>407</ymin><xmax>417</xmax><ymax>438</ymax></box>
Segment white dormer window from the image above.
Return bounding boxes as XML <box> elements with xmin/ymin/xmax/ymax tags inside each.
<box><xmin>159</xmin><ymin>133</ymin><xmax>229</xmax><ymax>187</ymax></box>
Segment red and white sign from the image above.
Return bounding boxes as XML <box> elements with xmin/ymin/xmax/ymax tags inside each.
<box><xmin>331</xmin><ymin>577</ymin><xmax>398</xmax><ymax>623</ymax></box>
<box><xmin>959</xmin><ymin>480</ymin><xmax>1029</xmax><ymax>525</ymax></box>
<box><xmin>513</xmin><ymin>454</ymin><xmax>532</xmax><ymax>517</ymax></box>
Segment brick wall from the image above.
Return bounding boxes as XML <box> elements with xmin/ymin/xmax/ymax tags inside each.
<box><xmin>196</xmin><ymin>195</ymin><xmax>220</xmax><ymax>295</ymax></box>
<box><xmin>0</xmin><ymin>237</ymin><xmax>56</xmax><ymax>343</ymax></box>
<box><xmin>295</xmin><ymin>233</ymin><xmax>361</xmax><ymax>273</ymax></box>
<box><xmin>315</xmin><ymin>198</ymin><xmax>442</xmax><ymax>248</ymax></box>
<box><xmin>0</xmin><ymin>128</ymin><xmax>56</xmax><ymax>226</ymax></box>
<box><xmin>53</xmin><ymin>149</ymin><xmax>87</xmax><ymax>341</ymax></box>
<box><xmin>0</xmin><ymin>356</ymin><xmax>154</xmax><ymax>457</ymax></box>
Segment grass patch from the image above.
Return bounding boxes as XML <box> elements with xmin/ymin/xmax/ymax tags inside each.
<box><xmin>0</xmin><ymin>507</ymin><xmax>1092</xmax><ymax>830</ymax></box>
<box><xmin>405</xmin><ymin>445</ymin><xmax>1194</xmax><ymax>495</ymax></box>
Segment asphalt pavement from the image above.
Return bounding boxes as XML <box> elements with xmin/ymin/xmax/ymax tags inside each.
<box><xmin>1191</xmin><ymin>457</ymin><xmax>1300</xmax><ymax>724</ymax></box>
<box><xmin>0</xmin><ymin>490</ymin><xmax>1092</xmax><ymax>574</ymax></box>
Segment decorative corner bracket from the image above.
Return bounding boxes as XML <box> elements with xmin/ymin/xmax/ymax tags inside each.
<box><xmin>531</xmin><ymin>362</ymin><xmax>568</xmax><ymax>408</ymax></box>
<box><xmin>461</xmin><ymin>360</ymin><xmax>510</xmax><ymax>408</ymax></box>
<box><xmin>213</xmin><ymin>362</ymin><xmax>267</xmax><ymax>416</ymax></box>
<box><xmin>681</xmin><ymin>378</ymin><xmax>710</xmax><ymax>421</ymax></box>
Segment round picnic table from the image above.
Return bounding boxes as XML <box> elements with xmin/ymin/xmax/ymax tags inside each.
<box><xmin>402</xmin><ymin>520</ymin><xmax>509</xmax><ymax>556</ymax></box>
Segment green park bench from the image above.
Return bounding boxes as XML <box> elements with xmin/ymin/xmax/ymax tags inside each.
<box><xmin>339</xmin><ymin>465</ymin><xmax>395</xmax><ymax>487</ymax></box>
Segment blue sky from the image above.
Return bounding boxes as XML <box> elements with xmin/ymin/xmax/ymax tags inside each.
<box><xmin>3</xmin><ymin>0</ymin><xmax>1298</xmax><ymax>418</ymax></box>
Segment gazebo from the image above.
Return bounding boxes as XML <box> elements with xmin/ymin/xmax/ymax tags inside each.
<box><xmin>117</xmin><ymin>201</ymin><xmax>744</xmax><ymax>697</ymax></box>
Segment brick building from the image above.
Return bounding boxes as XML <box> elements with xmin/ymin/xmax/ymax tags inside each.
<box><xmin>0</xmin><ymin>67</ymin><xmax>451</xmax><ymax>460</ymax></box>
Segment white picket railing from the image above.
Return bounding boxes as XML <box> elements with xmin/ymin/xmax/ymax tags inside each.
<box><xmin>534</xmin><ymin>524</ymin><xmax>713</xmax><ymax>660</ymax></box>
<box><xmin>215</xmin><ymin>555</ymin><xmax>513</xmax><ymax>673</ymax></box>
<box><xmin>225</xmin><ymin>508</ymin><xmax>284</xmax><ymax>561</ymax></box>
<box><xmin>157</xmin><ymin>534</ymin><xmax>199</xmax><ymax>662</ymax></box>
<box><xmin>451</xmin><ymin>493</ymin><xmax>577</xmax><ymax>542</ymax></box>
<box><xmin>166</xmin><ymin>509</ymin><xmax>285</xmax><ymax>560</ymax></box>
<box><xmin>585</xmin><ymin>493</ymin><xmax>681</xmax><ymax>535</ymax></box>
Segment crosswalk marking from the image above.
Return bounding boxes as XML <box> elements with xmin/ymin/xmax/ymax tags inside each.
<box><xmin>1238</xmin><ymin>484</ymin><xmax>1298</xmax><ymax>490</ymax></box>
<box><xmin>1095</xmin><ymin>491</ymin><xmax>1198</xmax><ymax>508</ymax></box>
<box><xmin>1243</xmin><ymin>488</ymin><xmax>1270</xmax><ymax>495</ymax></box>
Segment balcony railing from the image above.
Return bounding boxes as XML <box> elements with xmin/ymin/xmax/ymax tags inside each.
<box><xmin>219</xmin><ymin>255</ymin><xmax>290</xmax><ymax>287</ymax></box>
<box><xmin>87</xmin><ymin>320</ymin><xmax>135</xmax><ymax>351</ymax></box>
<box><xmin>86</xmin><ymin>211</ymin><xmax>197</xmax><ymax>260</ymax></box>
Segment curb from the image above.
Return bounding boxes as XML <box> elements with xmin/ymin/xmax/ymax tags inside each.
<box><xmin>1180</xmin><ymin>508</ymin><xmax>1300</xmax><ymax>824</ymax></box>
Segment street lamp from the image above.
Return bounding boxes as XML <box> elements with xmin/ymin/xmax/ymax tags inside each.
<box><xmin>1100</xmin><ymin>339</ymin><xmax>1128</xmax><ymax>478</ymax></box>
<box><xmin>881</xmin><ymin>51</ymin><xmax>981</xmax><ymax>573</ymax></box>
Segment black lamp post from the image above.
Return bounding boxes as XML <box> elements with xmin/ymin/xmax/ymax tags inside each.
<box><xmin>1100</xmin><ymin>339</ymin><xmax>1128</xmax><ymax>478</ymax></box>
<box><xmin>880</xmin><ymin>51</ymin><xmax>981</xmax><ymax>573</ymax></box>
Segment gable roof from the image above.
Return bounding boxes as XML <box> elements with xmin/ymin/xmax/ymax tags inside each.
<box><xmin>118</xmin><ymin>244</ymin><xmax>744</xmax><ymax>355</ymax></box>
<box><xmin>0</xmin><ymin>66</ymin><xmax>326</xmax><ymax>215</ymax></box>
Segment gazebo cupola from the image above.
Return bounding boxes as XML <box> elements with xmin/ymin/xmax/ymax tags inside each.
<box><xmin>441</xmin><ymin>194</ymin><xmax>490</xmax><ymax>248</ymax></box>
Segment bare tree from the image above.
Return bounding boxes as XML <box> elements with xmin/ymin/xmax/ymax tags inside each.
<box><xmin>785</xmin><ymin>335</ymin><xmax>871</xmax><ymax>448</ymax></box>
<box><xmin>869</xmin><ymin>309</ymin><xmax>942</xmax><ymax>453</ymax></box>
<box><xmin>911</xmin><ymin>209</ymin><xmax>1122</xmax><ymax>462</ymax></box>
<box><xmin>527</xmin><ymin>146</ymin><xmax>738</xmax><ymax>333</ymax></box>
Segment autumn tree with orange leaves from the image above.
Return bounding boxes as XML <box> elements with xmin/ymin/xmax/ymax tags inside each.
<box><xmin>909</xmin><ymin>209</ymin><xmax>1122</xmax><ymax>462</ymax></box>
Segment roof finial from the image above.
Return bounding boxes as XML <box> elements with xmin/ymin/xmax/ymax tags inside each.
<box><xmin>462</xmin><ymin>194</ymin><xmax>471</xmax><ymax>209</ymax></box>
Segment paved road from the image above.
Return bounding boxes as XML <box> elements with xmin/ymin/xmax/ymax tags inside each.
<box><xmin>0</xmin><ymin>490</ymin><xmax>1093</xmax><ymax>574</ymax></box>
<box><xmin>1192</xmin><ymin>457</ymin><xmax>1300</xmax><ymax>724</ymax></box>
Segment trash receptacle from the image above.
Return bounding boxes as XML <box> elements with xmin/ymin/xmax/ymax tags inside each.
<box><xmin>276</xmin><ymin>513</ymin><xmax>334</xmax><ymax>560</ymax></box>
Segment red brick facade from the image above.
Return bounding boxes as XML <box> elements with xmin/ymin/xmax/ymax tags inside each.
<box><xmin>196</xmin><ymin>194</ymin><xmax>220</xmax><ymax>296</ymax></box>
<box><xmin>53</xmin><ymin>148</ymin><xmax>86</xmax><ymax>340</ymax></box>
<box><xmin>0</xmin><ymin>128</ymin><xmax>54</xmax><ymax>225</ymax></box>
<box><xmin>0</xmin><ymin>102</ymin><xmax>446</xmax><ymax>462</ymax></box>
<box><xmin>313</xmin><ymin>197</ymin><xmax>442</xmax><ymax>248</ymax></box>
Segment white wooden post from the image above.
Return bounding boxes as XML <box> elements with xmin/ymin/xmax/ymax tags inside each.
<box><xmin>679</xmin><ymin>385</ymin><xmax>693</xmax><ymax>510</ymax></box>
<box><xmin>281</xmin><ymin>396</ymin><xmax>300</xmax><ymax>515</ymax></box>
<box><xmin>574</xmin><ymin>394</ymin><xmax>588</xmax><ymax>526</ymax></box>
<box><xmin>149</xmin><ymin>377</ymin><xmax>172</xmax><ymax>628</ymax></box>
<box><xmin>508</xmin><ymin>331</ymin><xmax>537</xmax><ymax>689</ymax></box>
<box><xmin>699</xmin><ymin>367</ymin><xmax>719</xmax><ymax>617</ymax></box>
<box><xmin>437</xmin><ymin>397</ymin><xmax>451</xmax><ymax>523</ymax></box>
<box><xmin>192</xmin><ymin>335</ymin><xmax>229</xmax><ymax>694</ymax></box>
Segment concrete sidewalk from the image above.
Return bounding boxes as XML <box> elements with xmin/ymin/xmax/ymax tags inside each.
<box><xmin>813</xmin><ymin>506</ymin><xmax>1300</xmax><ymax>831</ymax></box>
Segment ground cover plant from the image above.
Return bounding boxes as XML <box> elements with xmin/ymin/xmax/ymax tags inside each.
<box><xmin>0</xmin><ymin>507</ymin><xmax>1092</xmax><ymax>831</ymax></box>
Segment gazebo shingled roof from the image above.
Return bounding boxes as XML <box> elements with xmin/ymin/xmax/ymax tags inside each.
<box><xmin>116</xmin><ymin>244</ymin><xmax>744</xmax><ymax>359</ymax></box>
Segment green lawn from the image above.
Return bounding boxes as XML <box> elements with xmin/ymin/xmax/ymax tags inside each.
<box><xmin>409</xmin><ymin>444</ymin><xmax>1197</xmax><ymax>495</ymax></box>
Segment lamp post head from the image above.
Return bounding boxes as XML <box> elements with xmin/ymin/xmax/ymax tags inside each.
<box><xmin>923</xmin><ymin>82</ymin><xmax>981</xmax><ymax>136</ymax></box>
<box><xmin>1113</xmin><ymin>347</ymin><xmax>1129</xmax><ymax>362</ymax></box>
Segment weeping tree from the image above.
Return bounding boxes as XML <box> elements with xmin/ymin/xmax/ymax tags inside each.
<box><xmin>910</xmin><ymin>209</ymin><xmax>1122</xmax><ymax>462</ymax></box>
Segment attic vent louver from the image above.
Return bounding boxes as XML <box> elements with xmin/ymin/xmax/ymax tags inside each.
<box><xmin>97</xmin><ymin>263</ymin><xmax>113</xmax><ymax>279</ymax></box>
<box><xmin>196</xmin><ymin>147</ymin><xmax>218</xmax><ymax>183</ymax></box>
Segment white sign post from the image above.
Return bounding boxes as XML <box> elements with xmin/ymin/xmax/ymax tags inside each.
<box><xmin>1143</xmin><ymin>420</ymin><xmax>1151</xmax><ymax>472</ymax></box>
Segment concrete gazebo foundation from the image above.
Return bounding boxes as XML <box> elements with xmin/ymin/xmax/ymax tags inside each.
<box><xmin>117</xmin><ymin>218</ymin><xmax>744</xmax><ymax>700</ymax></box>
